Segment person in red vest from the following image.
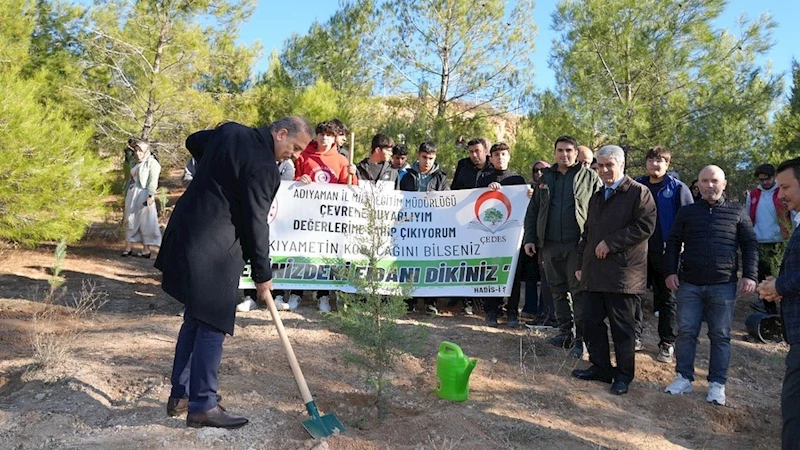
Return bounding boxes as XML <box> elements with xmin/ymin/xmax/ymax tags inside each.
<box><xmin>746</xmin><ymin>163</ymin><xmax>795</xmax><ymax>315</ymax></box>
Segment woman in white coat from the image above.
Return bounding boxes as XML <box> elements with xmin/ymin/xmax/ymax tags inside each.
<box><xmin>122</xmin><ymin>140</ymin><xmax>162</xmax><ymax>258</ymax></box>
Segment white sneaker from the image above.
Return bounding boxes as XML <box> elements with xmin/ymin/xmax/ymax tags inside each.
<box><xmin>287</xmin><ymin>294</ymin><xmax>300</xmax><ymax>311</ymax></box>
<box><xmin>318</xmin><ymin>295</ymin><xmax>331</xmax><ymax>312</ymax></box>
<box><xmin>273</xmin><ymin>295</ymin><xmax>290</xmax><ymax>311</ymax></box>
<box><xmin>654</xmin><ymin>311</ymin><xmax>660</xmax><ymax>318</ymax></box>
<box><xmin>665</xmin><ymin>373</ymin><xmax>693</xmax><ymax>395</ymax></box>
<box><xmin>707</xmin><ymin>382</ymin><xmax>726</xmax><ymax>406</ymax></box>
<box><xmin>236</xmin><ymin>297</ymin><xmax>257</xmax><ymax>312</ymax></box>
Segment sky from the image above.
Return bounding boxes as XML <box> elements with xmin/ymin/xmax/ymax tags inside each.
<box><xmin>244</xmin><ymin>0</ymin><xmax>799</xmax><ymax>95</ymax></box>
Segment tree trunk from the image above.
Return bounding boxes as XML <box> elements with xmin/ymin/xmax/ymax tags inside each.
<box><xmin>437</xmin><ymin>52</ymin><xmax>449</xmax><ymax>119</ymax></box>
<box><xmin>141</xmin><ymin>15</ymin><xmax>169</xmax><ymax>139</ymax></box>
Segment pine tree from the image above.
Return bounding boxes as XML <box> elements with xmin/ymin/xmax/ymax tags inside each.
<box><xmin>0</xmin><ymin>0</ymin><xmax>107</xmax><ymax>244</ymax></box>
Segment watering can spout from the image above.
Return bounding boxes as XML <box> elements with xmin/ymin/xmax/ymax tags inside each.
<box><xmin>461</xmin><ymin>358</ymin><xmax>477</xmax><ymax>381</ymax></box>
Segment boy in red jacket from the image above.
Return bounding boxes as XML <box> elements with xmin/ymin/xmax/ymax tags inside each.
<box><xmin>291</xmin><ymin>121</ymin><xmax>356</xmax><ymax>312</ymax></box>
<box><xmin>295</xmin><ymin>121</ymin><xmax>357</xmax><ymax>185</ymax></box>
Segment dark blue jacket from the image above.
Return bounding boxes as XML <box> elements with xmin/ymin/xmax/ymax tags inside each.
<box><xmin>636</xmin><ymin>175</ymin><xmax>694</xmax><ymax>248</ymax></box>
<box><xmin>777</xmin><ymin>226</ymin><xmax>800</xmax><ymax>344</ymax></box>
<box><xmin>664</xmin><ymin>198</ymin><xmax>758</xmax><ymax>286</ymax></box>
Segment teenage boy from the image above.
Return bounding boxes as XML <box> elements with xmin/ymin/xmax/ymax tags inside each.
<box><xmin>399</xmin><ymin>142</ymin><xmax>449</xmax><ymax>192</ymax></box>
<box><xmin>400</xmin><ymin>142</ymin><xmax>449</xmax><ymax>313</ymax></box>
<box><xmin>391</xmin><ymin>144</ymin><xmax>410</xmax><ymax>182</ymax></box>
<box><xmin>635</xmin><ymin>146</ymin><xmax>693</xmax><ymax>363</ymax></box>
<box><xmin>295</xmin><ymin>120</ymin><xmax>357</xmax><ymax>185</ymax></box>
<box><xmin>294</xmin><ymin>120</ymin><xmax>357</xmax><ymax>312</ymax></box>
<box><xmin>356</xmin><ymin>134</ymin><xmax>398</xmax><ymax>186</ymax></box>
<box><xmin>331</xmin><ymin>118</ymin><xmax>350</xmax><ymax>159</ymax></box>
<box><xmin>477</xmin><ymin>143</ymin><xmax>527</xmax><ymax>327</ymax></box>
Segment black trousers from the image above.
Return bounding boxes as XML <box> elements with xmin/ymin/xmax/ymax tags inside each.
<box><xmin>783</xmin><ymin>344</ymin><xmax>800</xmax><ymax>450</ymax></box>
<box><xmin>647</xmin><ymin>251</ymin><xmax>677</xmax><ymax>344</ymax></box>
<box><xmin>585</xmin><ymin>292</ymin><xmax>638</xmax><ymax>383</ymax></box>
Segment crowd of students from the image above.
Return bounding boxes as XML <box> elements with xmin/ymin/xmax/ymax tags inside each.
<box><xmin>158</xmin><ymin>116</ymin><xmax>800</xmax><ymax>446</ymax></box>
<box><xmin>258</xmin><ymin>120</ymin><xmax>798</xmax><ymax>402</ymax></box>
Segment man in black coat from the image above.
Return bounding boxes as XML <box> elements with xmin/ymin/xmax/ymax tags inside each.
<box><xmin>155</xmin><ymin>117</ymin><xmax>313</xmax><ymax>428</ymax></box>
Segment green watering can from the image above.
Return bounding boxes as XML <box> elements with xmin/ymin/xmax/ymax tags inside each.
<box><xmin>435</xmin><ymin>341</ymin><xmax>477</xmax><ymax>402</ymax></box>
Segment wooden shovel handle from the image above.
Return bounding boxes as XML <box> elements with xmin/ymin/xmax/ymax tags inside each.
<box><xmin>264</xmin><ymin>290</ymin><xmax>314</xmax><ymax>404</ymax></box>
<box><xmin>346</xmin><ymin>132</ymin><xmax>355</xmax><ymax>185</ymax></box>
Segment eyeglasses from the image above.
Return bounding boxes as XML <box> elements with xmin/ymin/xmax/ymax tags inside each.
<box><xmin>758</xmin><ymin>176</ymin><xmax>773</xmax><ymax>182</ymax></box>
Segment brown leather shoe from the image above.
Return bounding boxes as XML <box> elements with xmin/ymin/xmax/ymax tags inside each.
<box><xmin>167</xmin><ymin>397</ymin><xmax>188</xmax><ymax>417</ymax></box>
<box><xmin>186</xmin><ymin>406</ymin><xmax>248</xmax><ymax>429</ymax></box>
<box><xmin>167</xmin><ymin>394</ymin><xmax>223</xmax><ymax>417</ymax></box>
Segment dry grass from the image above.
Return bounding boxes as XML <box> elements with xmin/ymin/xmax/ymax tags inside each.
<box><xmin>27</xmin><ymin>242</ymin><xmax>108</xmax><ymax>382</ymax></box>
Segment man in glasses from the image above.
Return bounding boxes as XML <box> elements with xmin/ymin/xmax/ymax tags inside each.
<box><xmin>746</xmin><ymin>163</ymin><xmax>795</xmax><ymax>316</ymax></box>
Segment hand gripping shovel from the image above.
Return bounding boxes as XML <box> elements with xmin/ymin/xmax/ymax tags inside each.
<box><xmin>264</xmin><ymin>290</ymin><xmax>344</xmax><ymax>438</ymax></box>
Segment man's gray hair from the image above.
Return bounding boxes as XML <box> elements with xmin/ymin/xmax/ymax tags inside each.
<box><xmin>270</xmin><ymin>116</ymin><xmax>313</xmax><ymax>137</ymax></box>
<box><xmin>596</xmin><ymin>145</ymin><xmax>625</xmax><ymax>167</ymax></box>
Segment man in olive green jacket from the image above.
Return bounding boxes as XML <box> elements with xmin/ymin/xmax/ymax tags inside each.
<box><xmin>523</xmin><ymin>136</ymin><xmax>602</xmax><ymax>353</ymax></box>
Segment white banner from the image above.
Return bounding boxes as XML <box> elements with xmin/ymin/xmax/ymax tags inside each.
<box><xmin>239</xmin><ymin>181</ymin><xmax>528</xmax><ymax>296</ymax></box>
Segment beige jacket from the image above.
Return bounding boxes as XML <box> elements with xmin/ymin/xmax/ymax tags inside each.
<box><xmin>132</xmin><ymin>154</ymin><xmax>161</xmax><ymax>195</ymax></box>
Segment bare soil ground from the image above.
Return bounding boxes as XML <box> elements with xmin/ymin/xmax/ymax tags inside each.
<box><xmin>0</xmin><ymin>176</ymin><xmax>787</xmax><ymax>449</ymax></box>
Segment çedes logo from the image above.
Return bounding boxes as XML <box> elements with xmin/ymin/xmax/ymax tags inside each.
<box><xmin>467</xmin><ymin>190</ymin><xmax>520</xmax><ymax>234</ymax></box>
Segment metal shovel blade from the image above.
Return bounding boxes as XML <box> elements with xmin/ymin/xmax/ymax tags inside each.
<box><xmin>302</xmin><ymin>401</ymin><xmax>345</xmax><ymax>439</ymax></box>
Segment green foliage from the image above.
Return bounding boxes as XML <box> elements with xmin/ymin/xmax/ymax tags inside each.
<box><xmin>293</xmin><ymin>79</ymin><xmax>342</xmax><ymax>127</ymax></box>
<box><xmin>376</xmin><ymin>104</ymin><xmax>495</xmax><ymax>175</ymax></box>
<box><xmin>328</xmin><ymin>186</ymin><xmax>426</xmax><ymax>420</ymax></box>
<box><xmin>48</xmin><ymin>239</ymin><xmax>67</xmax><ymax>296</ymax></box>
<box><xmin>0</xmin><ymin>71</ymin><xmax>107</xmax><ymax>245</ymax></box>
<box><xmin>280</xmin><ymin>0</ymin><xmax>377</xmax><ymax>97</ymax></box>
<box><xmin>157</xmin><ymin>187</ymin><xmax>168</xmax><ymax>219</ymax></box>
<box><xmin>550</xmin><ymin>0</ymin><xmax>781</xmax><ymax>193</ymax></box>
<box><xmin>22</xmin><ymin>0</ymin><xmax>92</xmax><ymax>125</ymax></box>
<box><xmin>377</xmin><ymin>0</ymin><xmax>536</xmax><ymax>120</ymax></box>
<box><xmin>768</xmin><ymin>60</ymin><xmax>800</xmax><ymax>165</ymax></box>
<box><xmin>78</xmin><ymin>0</ymin><xmax>261</xmax><ymax>167</ymax></box>
<box><xmin>513</xmin><ymin>90</ymin><xmax>591</xmax><ymax>175</ymax></box>
<box><xmin>0</xmin><ymin>0</ymin><xmax>34</xmax><ymax>73</ymax></box>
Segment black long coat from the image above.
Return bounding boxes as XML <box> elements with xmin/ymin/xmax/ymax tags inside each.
<box><xmin>154</xmin><ymin>123</ymin><xmax>280</xmax><ymax>335</ymax></box>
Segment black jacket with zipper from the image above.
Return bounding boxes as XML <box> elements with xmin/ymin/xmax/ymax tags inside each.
<box><xmin>664</xmin><ymin>198</ymin><xmax>758</xmax><ymax>285</ymax></box>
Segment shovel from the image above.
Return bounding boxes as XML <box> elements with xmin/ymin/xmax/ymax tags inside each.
<box><xmin>264</xmin><ymin>290</ymin><xmax>345</xmax><ymax>438</ymax></box>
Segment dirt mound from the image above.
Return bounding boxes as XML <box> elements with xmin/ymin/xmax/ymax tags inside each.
<box><xmin>0</xmin><ymin>240</ymin><xmax>785</xmax><ymax>449</ymax></box>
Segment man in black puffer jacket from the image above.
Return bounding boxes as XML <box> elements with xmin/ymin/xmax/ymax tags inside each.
<box><xmin>662</xmin><ymin>165</ymin><xmax>758</xmax><ymax>407</ymax></box>
<box><xmin>451</xmin><ymin>137</ymin><xmax>492</xmax><ymax>190</ymax></box>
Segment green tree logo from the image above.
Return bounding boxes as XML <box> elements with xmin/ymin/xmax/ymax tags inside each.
<box><xmin>483</xmin><ymin>207</ymin><xmax>504</xmax><ymax>225</ymax></box>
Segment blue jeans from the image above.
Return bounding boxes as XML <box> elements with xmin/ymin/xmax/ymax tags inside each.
<box><xmin>675</xmin><ymin>281</ymin><xmax>737</xmax><ymax>384</ymax></box>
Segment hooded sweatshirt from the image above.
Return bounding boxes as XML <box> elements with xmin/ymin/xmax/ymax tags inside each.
<box><xmin>294</xmin><ymin>141</ymin><xmax>356</xmax><ymax>185</ymax></box>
